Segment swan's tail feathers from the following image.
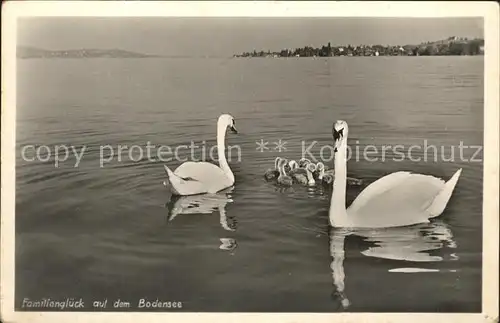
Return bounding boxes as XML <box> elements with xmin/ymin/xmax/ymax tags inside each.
<box><xmin>163</xmin><ymin>165</ymin><xmax>175</xmax><ymax>179</ymax></box>
<box><xmin>163</xmin><ymin>165</ymin><xmax>204</xmax><ymax>195</ymax></box>
<box><xmin>427</xmin><ymin>168</ymin><xmax>462</xmax><ymax>218</ymax></box>
<box><xmin>163</xmin><ymin>165</ymin><xmax>187</xmax><ymax>195</ymax></box>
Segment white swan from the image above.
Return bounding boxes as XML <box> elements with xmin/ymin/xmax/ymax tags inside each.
<box><xmin>304</xmin><ymin>163</ymin><xmax>317</xmax><ymax>186</ymax></box>
<box><xmin>163</xmin><ymin>114</ymin><xmax>237</xmax><ymax>196</ymax></box>
<box><xmin>264</xmin><ymin>157</ymin><xmax>282</xmax><ymax>181</ymax></box>
<box><xmin>277</xmin><ymin>158</ymin><xmax>293</xmax><ymax>186</ymax></box>
<box><xmin>288</xmin><ymin>161</ymin><xmax>316</xmax><ymax>186</ymax></box>
<box><xmin>287</xmin><ymin>160</ymin><xmax>299</xmax><ymax>171</ymax></box>
<box><xmin>329</xmin><ymin>120</ymin><xmax>462</xmax><ymax>228</ymax></box>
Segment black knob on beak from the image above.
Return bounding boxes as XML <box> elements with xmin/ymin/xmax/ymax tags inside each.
<box><xmin>332</xmin><ymin>127</ymin><xmax>343</xmax><ymax>141</ymax></box>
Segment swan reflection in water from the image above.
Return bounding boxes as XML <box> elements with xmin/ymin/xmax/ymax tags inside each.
<box><xmin>329</xmin><ymin>220</ymin><xmax>458</xmax><ymax>309</ymax></box>
<box><xmin>165</xmin><ymin>187</ymin><xmax>237</xmax><ymax>252</ymax></box>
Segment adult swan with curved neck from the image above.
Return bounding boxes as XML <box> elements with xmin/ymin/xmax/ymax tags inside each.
<box><xmin>329</xmin><ymin>120</ymin><xmax>462</xmax><ymax>228</ymax></box>
<box><xmin>163</xmin><ymin>114</ymin><xmax>238</xmax><ymax>196</ymax></box>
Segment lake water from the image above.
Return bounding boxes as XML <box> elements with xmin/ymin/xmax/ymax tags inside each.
<box><xmin>16</xmin><ymin>56</ymin><xmax>483</xmax><ymax>312</ymax></box>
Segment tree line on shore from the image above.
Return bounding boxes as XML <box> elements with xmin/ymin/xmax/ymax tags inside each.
<box><xmin>234</xmin><ymin>37</ymin><xmax>484</xmax><ymax>58</ymax></box>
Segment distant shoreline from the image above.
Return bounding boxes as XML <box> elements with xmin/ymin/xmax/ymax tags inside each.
<box><xmin>234</xmin><ymin>36</ymin><xmax>485</xmax><ymax>58</ymax></box>
<box><xmin>17</xmin><ymin>37</ymin><xmax>485</xmax><ymax>60</ymax></box>
<box><xmin>17</xmin><ymin>46</ymin><xmax>160</xmax><ymax>59</ymax></box>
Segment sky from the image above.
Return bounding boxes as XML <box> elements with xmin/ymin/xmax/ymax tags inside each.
<box><xmin>18</xmin><ymin>17</ymin><xmax>484</xmax><ymax>57</ymax></box>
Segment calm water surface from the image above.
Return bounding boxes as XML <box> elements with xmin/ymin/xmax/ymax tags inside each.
<box><xmin>16</xmin><ymin>56</ymin><xmax>483</xmax><ymax>312</ymax></box>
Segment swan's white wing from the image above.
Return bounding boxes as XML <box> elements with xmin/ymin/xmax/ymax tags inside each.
<box><xmin>348</xmin><ymin>172</ymin><xmax>445</xmax><ymax>227</ymax></box>
<box><xmin>174</xmin><ymin>161</ymin><xmax>228</xmax><ymax>184</ymax></box>
<box><xmin>165</xmin><ymin>162</ymin><xmax>232</xmax><ymax>195</ymax></box>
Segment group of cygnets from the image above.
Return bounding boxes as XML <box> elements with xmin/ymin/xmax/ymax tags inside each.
<box><xmin>264</xmin><ymin>157</ymin><xmax>363</xmax><ymax>187</ymax></box>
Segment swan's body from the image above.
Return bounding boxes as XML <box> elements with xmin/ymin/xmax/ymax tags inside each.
<box><xmin>304</xmin><ymin>163</ymin><xmax>317</xmax><ymax>186</ymax></box>
<box><xmin>290</xmin><ymin>162</ymin><xmax>316</xmax><ymax>186</ymax></box>
<box><xmin>287</xmin><ymin>160</ymin><xmax>298</xmax><ymax>172</ymax></box>
<box><xmin>288</xmin><ymin>160</ymin><xmax>307</xmax><ymax>184</ymax></box>
<box><xmin>264</xmin><ymin>157</ymin><xmax>281</xmax><ymax>181</ymax></box>
<box><xmin>329</xmin><ymin>120</ymin><xmax>462</xmax><ymax>228</ymax></box>
<box><xmin>314</xmin><ymin>162</ymin><xmax>326</xmax><ymax>180</ymax></box>
<box><xmin>163</xmin><ymin>114</ymin><xmax>238</xmax><ymax>196</ymax></box>
<box><xmin>287</xmin><ymin>160</ymin><xmax>307</xmax><ymax>176</ymax></box>
<box><xmin>277</xmin><ymin>159</ymin><xmax>293</xmax><ymax>186</ymax></box>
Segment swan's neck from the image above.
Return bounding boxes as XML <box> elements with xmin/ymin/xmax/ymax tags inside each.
<box><xmin>306</xmin><ymin>169</ymin><xmax>315</xmax><ymax>185</ymax></box>
<box><xmin>274</xmin><ymin>158</ymin><xmax>280</xmax><ymax>170</ymax></box>
<box><xmin>329</xmin><ymin>143</ymin><xmax>349</xmax><ymax>226</ymax></box>
<box><xmin>217</xmin><ymin>124</ymin><xmax>234</xmax><ymax>184</ymax></box>
<box><xmin>281</xmin><ymin>165</ymin><xmax>288</xmax><ymax>177</ymax></box>
<box><xmin>318</xmin><ymin>167</ymin><xmax>325</xmax><ymax>180</ymax></box>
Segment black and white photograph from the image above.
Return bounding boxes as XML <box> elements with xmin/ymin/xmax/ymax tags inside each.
<box><xmin>1</xmin><ymin>2</ymin><xmax>498</xmax><ymax>322</ymax></box>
